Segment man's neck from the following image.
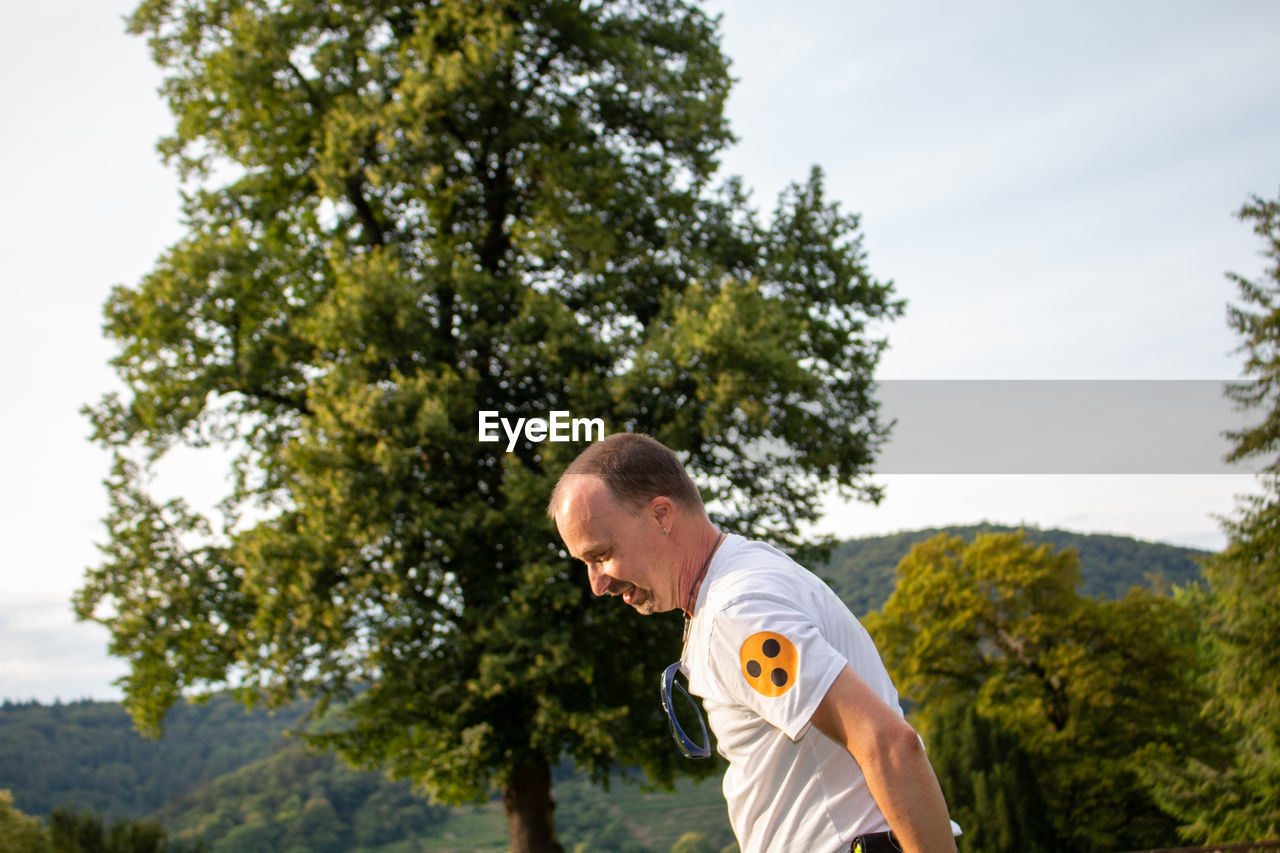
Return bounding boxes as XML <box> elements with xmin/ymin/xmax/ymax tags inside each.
<box><xmin>679</xmin><ymin>525</ymin><xmax>724</xmax><ymax>618</ymax></box>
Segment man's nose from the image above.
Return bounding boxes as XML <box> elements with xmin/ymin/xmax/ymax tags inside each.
<box><xmin>587</xmin><ymin>563</ymin><xmax>613</xmax><ymax>596</ymax></box>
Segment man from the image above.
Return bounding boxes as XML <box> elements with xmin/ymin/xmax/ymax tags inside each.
<box><xmin>548</xmin><ymin>433</ymin><xmax>959</xmax><ymax>853</ymax></box>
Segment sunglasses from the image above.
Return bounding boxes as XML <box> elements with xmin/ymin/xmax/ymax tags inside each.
<box><xmin>660</xmin><ymin>662</ymin><xmax>712</xmax><ymax>759</ymax></box>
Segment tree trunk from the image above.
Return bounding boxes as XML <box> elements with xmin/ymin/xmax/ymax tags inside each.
<box><xmin>502</xmin><ymin>758</ymin><xmax>565</xmax><ymax>853</ymax></box>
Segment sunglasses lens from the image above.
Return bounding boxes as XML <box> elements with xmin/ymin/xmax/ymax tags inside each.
<box><xmin>670</xmin><ymin>688</ymin><xmax>704</xmax><ymax>748</ymax></box>
<box><xmin>661</xmin><ymin>662</ymin><xmax>711</xmax><ymax>758</ymax></box>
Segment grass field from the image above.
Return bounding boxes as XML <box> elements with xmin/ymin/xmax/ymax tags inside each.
<box><xmin>415</xmin><ymin>800</ymin><xmax>508</xmax><ymax>851</ymax></box>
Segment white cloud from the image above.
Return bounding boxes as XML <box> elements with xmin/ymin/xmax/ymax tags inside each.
<box><xmin>0</xmin><ymin>598</ymin><xmax>126</xmax><ymax>702</ymax></box>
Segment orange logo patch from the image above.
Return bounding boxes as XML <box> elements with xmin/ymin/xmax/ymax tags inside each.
<box><xmin>739</xmin><ymin>631</ymin><xmax>798</xmax><ymax>697</ymax></box>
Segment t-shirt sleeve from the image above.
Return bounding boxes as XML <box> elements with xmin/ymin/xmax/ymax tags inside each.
<box><xmin>705</xmin><ymin>595</ymin><xmax>848</xmax><ymax>741</ymax></box>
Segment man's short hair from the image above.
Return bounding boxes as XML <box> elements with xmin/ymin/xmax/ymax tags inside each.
<box><xmin>547</xmin><ymin>433</ymin><xmax>704</xmax><ymax>518</ymax></box>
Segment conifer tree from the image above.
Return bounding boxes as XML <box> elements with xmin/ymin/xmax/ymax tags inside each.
<box><xmin>1208</xmin><ymin>190</ymin><xmax>1280</xmax><ymax>838</ymax></box>
<box><xmin>924</xmin><ymin>698</ymin><xmax>1055</xmax><ymax>853</ymax></box>
<box><xmin>1148</xmin><ymin>190</ymin><xmax>1280</xmax><ymax>842</ymax></box>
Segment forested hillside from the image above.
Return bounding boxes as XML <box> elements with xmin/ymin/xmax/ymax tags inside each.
<box><xmin>0</xmin><ymin>697</ymin><xmax>732</xmax><ymax>851</ymax></box>
<box><xmin>0</xmin><ymin>527</ymin><xmax>1205</xmax><ymax>852</ymax></box>
<box><xmin>0</xmin><ymin>698</ymin><xmax>731</xmax><ymax>852</ymax></box>
<box><xmin>819</xmin><ymin>524</ymin><xmax>1207</xmax><ymax>617</ymax></box>
<box><xmin>152</xmin><ymin>738</ymin><xmax>451</xmax><ymax>851</ymax></box>
<box><xmin>0</xmin><ymin>695</ymin><xmax>305</xmax><ymax>819</ymax></box>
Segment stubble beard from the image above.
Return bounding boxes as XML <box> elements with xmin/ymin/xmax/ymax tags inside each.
<box><xmin>617</xmin><ymin>581</ymin><xmax>656</xmax><ymax>615</ymax></box>
<box><xmin>631</xmin><ymin>593</ymin><xmax>656</xmax><ymax>615</ymax></box>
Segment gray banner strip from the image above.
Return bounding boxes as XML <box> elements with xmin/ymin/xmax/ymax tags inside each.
<box><xmin>873</xmin><ymin>380</ymin><xmax>1261</xmax><ymax>475</ymax></box>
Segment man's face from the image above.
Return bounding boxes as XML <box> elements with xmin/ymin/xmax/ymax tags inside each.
<box><xmin>553</xmin><ymin>475</ymin><xmax>674</xmax><ymax>615</ymax></box>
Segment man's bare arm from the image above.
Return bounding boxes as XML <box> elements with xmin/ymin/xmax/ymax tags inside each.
<box><xmin>809</xmin><ymin>666</ymin><xmax>957</xmax><ymax>853</ymax></box>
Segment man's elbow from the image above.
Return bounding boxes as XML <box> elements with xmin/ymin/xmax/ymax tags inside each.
<box><xmin>867</xmin><ymin>718</ymin><xmax>927</xmax><ymax>773</ymax></box>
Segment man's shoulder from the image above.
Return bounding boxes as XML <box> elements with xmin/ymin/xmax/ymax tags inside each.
<box><xmin>706</xmin><ymin>535</ymin><xmax>828</xmax><ymax>612</ymax></box>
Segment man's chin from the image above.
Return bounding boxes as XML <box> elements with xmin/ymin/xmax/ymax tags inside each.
<box><xmin>624</xmin><ymin>588</ymin><xmax>657</xmax><ymax>615</ymax></box>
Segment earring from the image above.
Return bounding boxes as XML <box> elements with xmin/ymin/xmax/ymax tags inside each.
<box><xmin>663</xmin><ymin>529</ymin><xmax>669</xmax><ymax>536</ymax></box>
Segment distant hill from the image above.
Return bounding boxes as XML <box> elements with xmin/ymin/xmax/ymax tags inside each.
<box><xmin>0</xmin><ymin>694</ymin><xmax>306</xmax><ymax>820</ymax></box>
<box><xmin>0</xmin><ymin>693</ymin><xmax>487</xmax><ymax>851</ymax></box>
<box><xmin>152</xmin><ymin>736</ymin><xmax>454</xmax><ymax>851</ymax></box>
<box><xmin>0</xmin><ymin>526</ymin><xmax>1206</xmax><ymax>851</ymax></box>
<box><xmin>818</xmin><ymin>524</ymin><xmax>1210</xmax><ymax>618</ymax></box>
<box><xmin>0</xmin><ymin>695</ymin><xmax>730</xmax><ymax>852</ymax></box>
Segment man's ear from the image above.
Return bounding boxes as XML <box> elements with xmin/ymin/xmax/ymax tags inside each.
<box><xmin>649</xmin><ymin>495</ymin><xmax>674</xmax><ymax>532</ymax></box>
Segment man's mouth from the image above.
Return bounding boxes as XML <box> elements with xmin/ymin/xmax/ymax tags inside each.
<box><xmin>606</xmin><ymin>579</ymin><xmax>648</xmax><ymax>608</ymax></box>
<box><xmin>618</xmin><ymin>582</ymin><xmax>644</xmax><ymax>606</ymax></box>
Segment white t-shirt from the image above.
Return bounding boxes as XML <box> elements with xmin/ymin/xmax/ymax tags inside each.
<box><xmin>681</xmin><ymin>534</ymin><xmax>903</xmax><ymax>853</ymax></box>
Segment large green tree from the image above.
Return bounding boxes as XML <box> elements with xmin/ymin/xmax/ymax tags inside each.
<box><xmin>77</xmin><ymin>2</ymin><xmax>900</xmax><ymax>850</ymax></box>
<box><xmin>1146</xmin><ymin>191</ymin><xmax>1280</xmax><ymax>842</ymax></box>
<box><xmin>865</xmin><ymin>531</ymin><xmax>1210</xmax><ymax>851</ymax></box>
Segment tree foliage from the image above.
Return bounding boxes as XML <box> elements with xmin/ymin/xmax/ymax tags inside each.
<box><xmin>865</xmin><ymin>531</ymin><xmax>1211</xmax><ymax>851</ymax></box>
<box><xmin>819</xmin><ymin>523</ymin><xmax>1207</xmax><ymax>618</ymax></box>
<box><xmin>667</xmin><ymin>833</ymin><xmax>717</xmax><ymax>853</ymax></box>
<box><xmin>154</xmin><ymin>739</ymin><xmax>448</xmax><ymax>852</ymax></box>
<box><xmin>8</xmin><ymin>806</ymin><xmax>204</xmax><ymax>853</ymax></box>
<box><xmin>1</xmin><ymin>789</ymin><xmax>49</xmax><ymax>853</ymax></box>
<box><xmin>923</xmin><ymin>699</ymin><xmax>1053</xmax><ymax>853</ymax></box>
<box><xmin>47</xmin><ymin>807</ymin><xmax>171</xmax><ymax>853</ymax></box>
<box><xmin>0</xmin><ymin>697</ymin><xmax>735</xmax><ymax>852</ymax></box>
<box><xmin>78</xmin><ymin>1</ymin><xmax>900</xmax><ymax>849</ymax></box>
<box><xmin>1145</xmin><ymin>190</ymin><xmax>1280</xmax><ymax>842</ymax></box>
<box><xmin>0</xmin><ymin>697</ymin><xmax>303</xmax><ymax>821</ymax></box>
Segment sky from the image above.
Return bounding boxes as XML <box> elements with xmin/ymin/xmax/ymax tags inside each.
<box><xmin>2</xmin><ymin>0</ymin><xmax>1279</xmax><ymax>703</ymax></box>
